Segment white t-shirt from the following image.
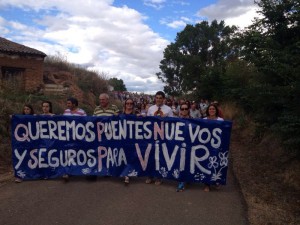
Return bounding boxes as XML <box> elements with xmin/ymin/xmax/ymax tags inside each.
<box><xmin>199</xmin><ymin>103</ymin><xmax>208</xmax><ymax>111</ymax></box>
<box><xmin>203</xmin><ymin>117</ymin><xmax>224</xmax><ymax>121</ymax></box>
<box><xmin>147</xmin><ymin>104</ymin><xmax>173</xmax><ymax>117</ymax></box>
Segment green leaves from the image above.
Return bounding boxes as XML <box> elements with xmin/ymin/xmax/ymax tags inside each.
<box><xmin>157</xmin><ymin>0</ymin><xmax>299</xmax><ymax>154</ymax></box>
<box><xmin>108</xmin><ymin>78</ymin><xmax>127</xmax><ymax>92</ymax></box>
<box><xmin>157</xmin><ymin>20</ymin><xmax>237</xmax><ymax>97</ymax></box>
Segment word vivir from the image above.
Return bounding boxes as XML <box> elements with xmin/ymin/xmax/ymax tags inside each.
<box><xmin>11</xmin><ymin>115</ymin><xmax>232</xmax><ymax>184</ymax></box>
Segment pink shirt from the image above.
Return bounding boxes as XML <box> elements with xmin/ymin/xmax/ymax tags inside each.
<box><xmin>63</xmin><ymin>108</ymin><xmax>86</xmax><ymax>116</ymax></box>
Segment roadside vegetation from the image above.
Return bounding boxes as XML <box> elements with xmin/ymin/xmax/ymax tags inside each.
<box><xmin>0</xmin><ymin>0</ymin><xmax>298</xmax><ymax>224</ymax></box>
<box><xmin>0</xmin><ymin>55</ymin><xmax>110</xmax><ymax>172</ymax></box>
<box><xmin>157</xmin><ymin>0</ymin><xmax>299</xmax><ymax>157</ymax></box>
<box><xmin>156</xmin><ymin>1</ymin><xmax>299</xmax><ymax>224</ymax></box>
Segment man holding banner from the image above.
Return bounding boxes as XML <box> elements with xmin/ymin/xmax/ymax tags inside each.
<box><xmin>93</xmin><ymin>93</ymin><xmax>119</xmax><ymax>116</ymax></box>
<box><xmin>145</xmin><ymin>91</ymin><xmax>173</xmax><ymax>185</ymax></box>
<box><xmin>62</xmin><ymin>97</ymin><xmax>86</xmax><ymax>181</ymax></box>
<box><xmin>90</xmin><ymin>93</ymin><xmax>119</xmax><ymax>181</ymax></box>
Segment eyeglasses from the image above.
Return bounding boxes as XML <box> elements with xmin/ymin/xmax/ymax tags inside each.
<box><xmin>180</xmin><ymin>108</ymin><xmax>189</xmax><ymax>111</ymax></box>
<box><xmin>126</xmin><ymin>102</ymin><xmax>133</xmax><ymax>105</ymax></box>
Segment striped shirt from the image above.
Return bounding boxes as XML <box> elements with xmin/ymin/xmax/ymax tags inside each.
<box><xmin>93</xmin><ymin>104</ymin><xmax>119</xmax><ymax>116</ymax></box>
<box><xmin>63</xmin><ymin>108</ymin><xmax>86</xmax><ymax>116</ymax></box>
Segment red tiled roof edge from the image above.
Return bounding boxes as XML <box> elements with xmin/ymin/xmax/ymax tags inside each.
<box><xmin>0</xmin><ymin>36</ymin><xmax>47</xmax><ymax>57</ymax></box>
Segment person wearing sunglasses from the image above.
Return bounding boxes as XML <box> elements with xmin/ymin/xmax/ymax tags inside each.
<box><xmin>176</xmin><ymin>103</ymin><xmax>191</xmax><ymax>192</ymax></box>
<box><xmin>121</xmin><ymin>98</ymin><xmax>137</xmax><ymax>185</ymax></box>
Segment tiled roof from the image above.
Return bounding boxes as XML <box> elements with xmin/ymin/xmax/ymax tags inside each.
<box><xmin>0</xmin><ymin>36</ymin><xmax>46</xmax><ymax>57</ymax></box>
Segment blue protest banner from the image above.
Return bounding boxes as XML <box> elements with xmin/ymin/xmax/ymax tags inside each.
<box><xmin>11</xmin><ymin>115</ymin><xmax>232</xmax><ymax>184</ymax></box>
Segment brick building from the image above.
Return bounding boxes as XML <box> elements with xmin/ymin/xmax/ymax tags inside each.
<box><xmin>0</xmin><ymin>37</ymin><xmax>47</xmax><ymax>92</ymax></box>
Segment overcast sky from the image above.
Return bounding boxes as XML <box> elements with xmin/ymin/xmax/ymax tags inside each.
<box><xmin>0</xmin><ymin>0</ymin><xmax>260</xmax><ymax>94</ymax></box>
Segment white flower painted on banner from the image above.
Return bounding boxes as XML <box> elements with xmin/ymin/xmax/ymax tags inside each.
<box><xmin>208</xmin><ymin>156</ymin><xmax>219</xmax><ymax>169</ymax></box>
<box><xmin>172</xmin><ymin>169</ymin><xmax>180</xmax><ymax>179</ymax></box>
<box><xmin>17</xmin><ymin>170</ymin><xmax>26</xmax><ymax>178</ymax></box>
<box><xmin>210</xmin><ymin>151</ymin><xmax>229</xmax><ymax>182</ymax></box>
<box><xmin>159</xmin><ymin>167</ymin><xmax>168</xmax><ymax>177</ymax></box>
<box><xmin>219</xmin><ymin>152</ymin><xmax>228</xmax><ymax>167</ymax></box>
<box><xmin>211</xmin><ymin>171</ymin><xmax>222</xmax><ymax>181</ymax></box>
<box><xmin>128</xmin><ymin>170</ymin><xmax>138</xmax><ymax>177</ymax></box>
<box><xmin>194</xmin><ymin>173</ymin><xmax>206</xmax><ymax>181</ymax></box>
<box><xmin>82</xmin><ymin>168</ymin><xmax>91</xmax><ymax>174</ymax></box>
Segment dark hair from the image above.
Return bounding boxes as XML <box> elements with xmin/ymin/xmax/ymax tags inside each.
<box><xmin>185</xmin><ymin>100</ymin><xmax>191</xmax><ymax>108</ymax></box>
<box><xmin>155</xmin><ymin>91</ymin><xmax>165</xmax><ymax>99</ymax></box>
<box><xmin>22</xmin><ymin>104</ymin><xmax>34</xmax><ymax>115</ymax></box>
<box><xmin>42</xmin><ymin>100</ymin><xmax>53</xmax><ymax>113</ymax></box>
<box><xmin>179</xmin><ymin>103</ymin><xmax>190</xmax><ymax>117</ymax></box>
<box><xmin>206</xmin><ymin>104</ymin><xmax>219</xmax><ymax>117</ymax></box>
<box><xmin>67</xmin><ymin>97</ymin><xmax>78</xmax><ymax>106</ymax></box>
<box><xmin>124</xmin><ymin>98</ymin><xmax>134</xmax><ymax>106</ymax></box>
<box><xmin>123</xmin><ymin>98</ymin><xmax>135</xmax><ymax>114</ymax></box>
<box><xmin>140</xmin><ymin>102</ymin><xmax>146</xmax><ymax>109</ymax></box>
<box><xmin>180</xmin><ymin>103</ymin><xmax>190</xmax><ymax>110</ymax></box>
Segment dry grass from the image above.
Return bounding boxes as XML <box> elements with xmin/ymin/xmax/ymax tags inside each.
<box><xmin>230</xmin><ymin>118</ymin><xmax>300</xmax><ymax>225</ymax></box>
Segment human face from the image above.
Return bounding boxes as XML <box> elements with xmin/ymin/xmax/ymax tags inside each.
<box><xmin>166</xmin><ymin>99</ymin><xmax>172</xmax><ymax>107</ymax></box>
<box><xmin>99</xmin><ymin>95</ymin><xmax>109</xmax><ymax>108</ymax></box>
<box><xmin>155</xmin><ymin>95</ymin><xmax>164</xmax><ymax>106</ymax></box>
<box><xmin>23</xmin><ymin>106</ymin><xmax>32</xmax><ymax>115</ymax></box>
<box><xmin>42</xmin><ymin>103</ymin><xmax>50</xmax><ymax>114</ymax></box>
<box><xmin>208</xmin><ymin>106</ymin><xmax>217</xmax><ymax>117</ymax></box>
<box><xmin>125</xmin><ymin>100</ymin><xmax>134</xmax><ymax>110</ymax></box>
<box><xmin>180</xmin><ymin>104</ymin><xmax>189</xmax><ymax>117</ymax></box>
<box><xmin>66</xmin><ymin>100</ymin><xmax>75</xmax><ymax>110</ymax></box>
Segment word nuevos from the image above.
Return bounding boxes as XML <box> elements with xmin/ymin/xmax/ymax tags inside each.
<box><xmin>14</xmin><ymin>118</ymin><xmax>222</xmax><ymax>149</ymax></box>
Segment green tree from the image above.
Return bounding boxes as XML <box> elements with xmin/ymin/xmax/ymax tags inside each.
<box><xmin>156</xmin><ymin>20</ymin><xmax>238</xmax><ymax>97</ymax></box>
<box><xmin>108</xmin><ymin>78</ymin><xmax>127</xmax><ymax>91</ymax></box>
<box><xmin>240</xmin><ymin>0</ymin><xmax>300</xmax><ymax>152</ymax></box>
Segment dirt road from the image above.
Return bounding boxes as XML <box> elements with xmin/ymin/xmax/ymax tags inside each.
<box><xmin>0</xmin><ymin>169</ymin><xmax>247</xmax><ymax>225</ymax></box>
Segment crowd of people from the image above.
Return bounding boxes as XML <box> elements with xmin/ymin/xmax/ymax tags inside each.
<box><xmin>16</xmin><ymin>91</ymin><xmax>224</xmax><ymax>192</ymax></box>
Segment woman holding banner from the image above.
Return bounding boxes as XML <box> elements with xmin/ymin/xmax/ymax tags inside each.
<box><xmin>121</xmin><ymin>98</ymin><xmax>137</xmax><ymax>185</ymax></box>
<box><xmin>15</xmin><ymin>104</ymin><xmax>35</xmax><ymax>183</ymax></box>
<box><xmin>41</xmin><ymin>100</ymin><xmax>55</xmax><ymax>115</ymax></box>
<box><xmin>176</xmin><ymin>102</ymin><xmax>191</xmax><ymax>192</ymax></box>
<box><xmin>22</xmin><ymin>104</ymin><xmax>35</xmax><ymax>115</ymax></box>
<box><xmin>203</xmin><ymin>104</ymin><xmax>224</xmax><ymax>192</ymax></box>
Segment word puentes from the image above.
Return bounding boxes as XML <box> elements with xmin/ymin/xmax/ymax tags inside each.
<box><xmin>12</xmin><ymin>115</ymin><xmax>231</xmax><ymax>183</ymax></box>
<box><xmin>13</xmin><ymin>117</ymin><xmax>223</xmax><ymax>149</ymax></box>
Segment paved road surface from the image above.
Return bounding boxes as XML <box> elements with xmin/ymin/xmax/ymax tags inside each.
<box><xmin>0</xmin><ymin>170</ymin><xmax>248</xmax><ymax>225</ymax></box>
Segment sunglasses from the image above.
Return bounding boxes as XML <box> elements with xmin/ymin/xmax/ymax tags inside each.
<box><xmin>180</xmin><ymin>108</ymin><xmax>189</xmax><ymax>111</ymax></box>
